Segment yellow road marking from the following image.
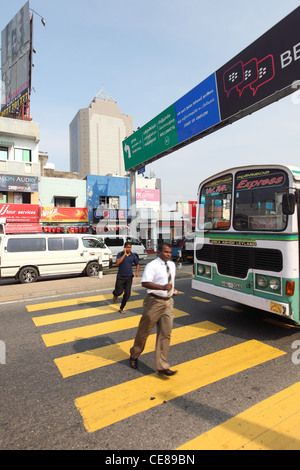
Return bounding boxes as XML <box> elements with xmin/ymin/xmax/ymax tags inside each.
<box><xmin>55</xmin><ymin>321</ymin><xmax>226</xmax><ymax>378</ymax></box>
<box><xmin>42</xmin><ymin>309</ymin><xmax>188</xmax><ymax>347</ymax></box>
<box><xmin>192</xmin><ymin>296</ymin><xmax>211</xmax><ymax>303</ymax></box>
<box><xmin>222</xmin><ymin>305</ymin><xmax>244</xmax><ymax>313</ymax></box>
<box><xmin>26</xmin><ymin>292</ymin><xmax>139</xmax><ymax>312</ymax></box>
<box><xmin>32</xmin><ymin>299</ymin><xmax>143</xmax><ymax>327</ymax></box>
<box><xmin>178</xmin><ymin>381</ymin><xmax>300</xmax><ymax>450</ymax></box>
<box><xmin>75</xmin><ymin>340</ymin><xmax>285</xmax><ymax>433</ymax></box>
<box><xmin>263</xmin><ymin>318</ymin><xmax>296</xmax><ymax>329</ymax></box>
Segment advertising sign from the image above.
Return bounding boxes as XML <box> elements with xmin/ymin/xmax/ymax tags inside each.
<box><xmin>216</xmin><ymin>6</ymin><xmax>300</xmax><ymax>120</ymax></box>
<box><xmin>1</xmin><ymin>1</ymin><xmax>31</xmax><ymax>115</ymax></box>
<box><xmin>93</xmin><ymin>208</ymin><xmax>131</xmax><ymax>224</ymax></box>
<box><xmin>0</xmin><ymin>174</ymin><xmax>38</xmax><ymax>192</ymax></box>
<box><xmin>136</xmin><ymin>188</ymin><xmax>160</xmax><ymax>208</ymax></box>
<box><xmin>123</xmin><ymin>7</ymin><xmax>300</xmax><ymax>171</ymax></box>
<box><xmin>0</xmin><ymin>203</ymin><xmax>39</xmax><ymax>222</ymax></box>
<box><xmin>40</xmin><ymin>207</ymin><xmax>88</xmax><ymax>222</ymax></box>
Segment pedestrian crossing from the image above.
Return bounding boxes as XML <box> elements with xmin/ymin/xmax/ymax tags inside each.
<box><xmin>25</xmin><ymin>289</ymin><xmax>299</xmax><ymax>449</ymax></box>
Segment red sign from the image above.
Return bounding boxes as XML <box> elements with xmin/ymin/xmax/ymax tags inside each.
<box><xmin>40</xmin><ymin>207</ymin><xmax>88</xmax><ymax>222</ymax></box>
<box><xmin>6</xmin><ymin>223</ymin><xmax>42</xmax><ymax>234</ymax></box>
<box><xmin>0</xmin><ymin>204</ymin><xmax>39</xmax><ymax>222</ymax></box>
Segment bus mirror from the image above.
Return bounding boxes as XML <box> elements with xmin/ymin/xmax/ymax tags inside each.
<box><xmin>282</xmin><ymin>193</ymin><xmax>296</xmax><ymax>215</ymax></box>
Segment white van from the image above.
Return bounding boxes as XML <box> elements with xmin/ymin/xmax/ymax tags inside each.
<box><xmin>0</xmin><ymin>234</ymin><xmax>112</xmax><ymax>283</ymax></box>
<box><xmin>102</xmin><ymin>235</ymin><xmax>148</xmax><ymax>263</ymax></box>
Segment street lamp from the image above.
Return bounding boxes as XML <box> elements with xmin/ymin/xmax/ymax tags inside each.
<box><xmin>30</xmin><ymin>8</ymin><xmax>46</xmax><ymax>26</ymax></box>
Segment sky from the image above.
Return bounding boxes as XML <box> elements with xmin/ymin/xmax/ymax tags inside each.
<box><xmin>1</xmin><ymin>0</ymin><xmax>300</xmax><ymax>208</ymax></box>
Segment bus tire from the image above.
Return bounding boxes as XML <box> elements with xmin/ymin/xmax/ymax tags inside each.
<box><xmin>85</xmin><ymin>261</ymin><xmax>99</xmax><ymax>277</ymax></box>
<box><xmin>18</xmin><ymin>266</ymin><xmax>39</xmax><ymax>284</ymax></box>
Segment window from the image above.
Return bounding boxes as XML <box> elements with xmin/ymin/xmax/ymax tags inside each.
<box><xmin>48</xmin><ymin>237</ymin><xmax>78</xmax><ymax>250</ymax></box>
<box><xmin>234</xmin><ymin>169</ymin><xmax>287</xmax><ymax>231</ymax></box>
<box><xmin>0</xmin><ymin>147</ymin><xmax>8</xmax><ymax>160</ymax></box>
<box><xmin>82</xmin><ymin>237</ymin><xmax>103</xmax><ymax>248</ymax></box>
<box><xmin>48</xmin><ymin>238</ymin><xmax>63</xmax><ymax>251</ymax></box>
<box><xmin>104</xmin><ymin>237</ymin><xmax>123</xmax><ymax>247</ymax></box>
<box><xmin>15</xmin><ymin>149</ymin><xmax>31</xmax><ymax>162</ymax></box>
<box><xmin>7</xmin><ymin>238</ymin><xmax>46</xmax><ymax>252</ymax></box>
<box><xmin>0</xmin><ymin>192</ymin><xmax>8</xmax><ymax>203</ymax></box>
<box><xmin>99</xmin><ymin>196</ymin><xmax>119</xmax><ymax>209</ymax></box>
<box><xmin>199</xmin><ymin>174</ymin><xmax>232</xmax><ymax>230</ymax></box>
<box><xmin>54</xmin><ymin>197</ymin><xmax>76</xmax><ymax>207</ymax></box>
<box><xmin>64</xmin><ymin>238</ymin><xmax>78</xmax><ymax>250</ymax></box>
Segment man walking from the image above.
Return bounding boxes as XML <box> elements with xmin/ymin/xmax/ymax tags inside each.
<box><xmin>129</xmin><ymin>243</ymin><xmax>178</xmax><ymax>376</ymax></box>
<box><xmin>112</xmin><ymin>242</ymin><xmax>140</xmax><ymax>314</ymax></box>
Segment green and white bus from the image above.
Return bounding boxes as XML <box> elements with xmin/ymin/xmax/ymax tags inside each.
<box><xmin>192</xmin><ymin>164</ymin><xmax>300</xmax><ymax>324</ymax></box>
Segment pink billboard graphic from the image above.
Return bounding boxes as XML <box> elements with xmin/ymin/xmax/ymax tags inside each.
<box><xmin>223</xmin><ymin>54</ymin><xmax>275</xmax><ymax>98</ymax></box>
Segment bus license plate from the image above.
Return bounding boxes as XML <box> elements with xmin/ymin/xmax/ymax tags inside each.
<box><xmin>221</xmin><ymin>280</ymin><xmax>242</xmax><ymax>291</ymax></box>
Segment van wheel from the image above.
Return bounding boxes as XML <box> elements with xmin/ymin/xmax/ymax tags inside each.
<box><xmin>19</xmin><ymin>266</ymin><xmax>39</xmax><ymax>284</ymax></box>
<box><xmin>85</xmin><ymin>261</ymin><xmax>99</xmax><ymax>277</ymax></box>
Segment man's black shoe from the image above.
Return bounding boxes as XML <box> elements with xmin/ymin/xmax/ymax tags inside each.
<box><xmin>157</xmin><ymin>369</ymin><xmax>177</xmax><ymax>376</ymax></box>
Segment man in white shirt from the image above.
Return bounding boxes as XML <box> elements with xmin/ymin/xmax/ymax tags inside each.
<box><xmin>129</xmin><ymin>243</ymin><xmax>178</xmax><ymax>376</ymax></box>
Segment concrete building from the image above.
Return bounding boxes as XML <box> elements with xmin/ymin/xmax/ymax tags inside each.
<box><xmin>0</xmin><ymin>116</ymin><xmax>40</xmax><ymax>205</ymax></box>
<box><xmin>69</xmin><ymin>89</ymin><xmax>133</xmax><ymax>178</ymax></box>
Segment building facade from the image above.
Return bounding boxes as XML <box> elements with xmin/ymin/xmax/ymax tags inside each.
<box><xmin>69</xmin><ymin>90</ymin><xmax>133</xmax><ymax>178</ymax></box>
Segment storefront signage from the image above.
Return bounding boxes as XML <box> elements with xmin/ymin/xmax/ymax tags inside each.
<box><xmin>40</xmin><ymin>207</ymin><xmax>88</xmax><ymax>222</ymax></box>
<box><xmin>0</xmin><ymin>203</ymin><xmax>39</xmax><ymax>222</ymax></box>
<box><xmin>93</xmin><ymin>208</ymin><xmax>131</xmax><ymax>224</ymax></box>
<box><xmin>0</xmin><ymin>174</ymin><xmax>38</xmax><ymax>192</ymax></box>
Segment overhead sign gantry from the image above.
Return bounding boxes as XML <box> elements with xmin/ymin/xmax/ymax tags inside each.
<box><xmin>123</xmin><ymin>7</ymin><xmax>300</xmax><ymax>172</ymax></box>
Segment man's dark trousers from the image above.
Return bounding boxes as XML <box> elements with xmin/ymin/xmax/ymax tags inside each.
<box><xmin>113</xmin><ymin>275</ymin><xmax>133</xmax><ymax>310</ymax></box>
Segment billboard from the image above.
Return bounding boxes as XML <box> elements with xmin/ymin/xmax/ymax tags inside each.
<box><xmin>1</xmin><ymin>1</ymin><xmax>31</xmax><ymax>116</ymax></box>
<box><xmin>40</xmin><ymin>207</ymin><xmax>89</xmax><ymax>223</ymax></box>
<box><xmin>123</xmin><ymin>6</ymin><xmax>300</xmax><ymax>171</ymax></box>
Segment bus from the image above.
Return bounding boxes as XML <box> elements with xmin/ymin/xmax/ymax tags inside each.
<box><xmin>192</xmin><ymin>164</ymin><xmax>300</xmax><ymax>324</ymax></box>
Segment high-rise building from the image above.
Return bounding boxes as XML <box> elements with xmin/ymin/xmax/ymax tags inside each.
<box><xmin>69</xmin><ymin>88</ymin><xmax>133</xmax><ymax>178</ymax></box>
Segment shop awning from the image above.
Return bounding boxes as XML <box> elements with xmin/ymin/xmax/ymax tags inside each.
<box><xmin>5</xmin><ymin>223</ymin><xmax>43</xmax><ymax>234</ymax></box>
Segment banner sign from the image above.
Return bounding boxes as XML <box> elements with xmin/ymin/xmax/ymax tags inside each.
<box><xmin>40</xmin><ymin>207</ymin><xmax>88</xmax><ymax>222</ymax></box>
<box><xmin>0</xmin><ymin>203</ymin><xmax>39</xmax><ymax>222</ymax></box>
<box><xmin>216</xmin><ymin>7</ymin><xmax>300</xmax><ymax>121</ymax></box>
<box><xmin>93</xmin><ymin>208</ymin><xmax>131</xmax><ymax>224</ymax></box>
<box><xmin>123</xmin><ymin>7</ymin><xmax>300</xmax><ymax>171</ymax></box>
<box><xmin>0</xmin><ymin>174</ymin><xmax>38</xmax><ymax>192</ymax></box>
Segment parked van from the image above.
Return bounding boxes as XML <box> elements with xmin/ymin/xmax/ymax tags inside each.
<box><xmin>0</xmin><ymin>234</ymin><xmax>112</xmax><ymax>283</ymax></box>
<box><xmin>102</xmin><ymin>235</ymin><xmax>147</xmax><ymax>263</ymax></box>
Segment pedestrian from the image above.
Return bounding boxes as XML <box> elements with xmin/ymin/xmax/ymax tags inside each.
<box><xmin>129</xmin><ymin>243</ymin><xmax>178</xmax><ymax>376</ymax></box>
<box><xmin>112</xmin><ymin>242</ymin><xmax>140</xmax><ymax>314</ymax></box>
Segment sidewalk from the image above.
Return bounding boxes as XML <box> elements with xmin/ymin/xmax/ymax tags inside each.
<box><xmin>0</xmin><ymin>262</ymin><xmax>193</xmax><ymax>304</ymax></box>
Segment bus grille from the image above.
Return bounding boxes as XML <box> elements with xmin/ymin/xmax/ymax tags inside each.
<box><xmin>196</xmin><ymin>245</ymin><xmax>283</xmax><ymax>279</ymax></box>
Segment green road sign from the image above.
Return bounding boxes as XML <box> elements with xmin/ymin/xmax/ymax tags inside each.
<box><xmin>123</xmin><ymin>105</ymin><xmax>178</xmax><ymax>171</ymax></box>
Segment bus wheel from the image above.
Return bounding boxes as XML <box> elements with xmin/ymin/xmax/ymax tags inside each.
<box><xmin>18</xmin><ymin>266</ymin><xmax>39</xmax><ymax>284</ymax></box>
<box><xmin>85</xmin><ymin>261</ymin><xmax>99</xmax><ymax>277</ymax></box>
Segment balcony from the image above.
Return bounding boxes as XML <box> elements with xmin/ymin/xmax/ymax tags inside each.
<box><xmin>0</xmin><ymin>159</ymin><xmax>41</xmax><ymax>177</ymax></box>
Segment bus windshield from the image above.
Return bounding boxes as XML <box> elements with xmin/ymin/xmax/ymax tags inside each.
<box><xmin>199</xmin><ymin>174</ymin><xmax>232</xmax><ymax>230</ymax></box>
<box><xmin>234</xmin><ymin>169</ymin><xmax>288</xmax><ymax>231</ymax></box>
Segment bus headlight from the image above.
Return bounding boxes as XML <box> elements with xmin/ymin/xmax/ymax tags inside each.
<box><xmin>257</xmin><ymin>276</ymin><xmax>267</xmax><ymax>288</ymax></box>
<box><xmin>269</xmin><ymin>279</ymin><xmax>280</xmax><ymax>291</ymax></box>
<box><xmin>205</xmin><ymin>267</ymin><xmax>211</xmax><ymax>276</ymax></box>
<box><xmin>197</xmin><ymin>264</ymin><xmax>205</xmax><ymax>275</ymax></box>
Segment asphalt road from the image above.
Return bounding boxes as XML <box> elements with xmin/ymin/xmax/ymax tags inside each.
<box><xmin>1</xmin><ymin>273</ymin><xmax>300</xmax><ymax>451</ymax></box>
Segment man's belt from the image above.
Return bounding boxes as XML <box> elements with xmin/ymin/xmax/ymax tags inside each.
<box><xmin>149</xmin><ymin>293</ymin><xmax>171</xmax><ymax>301</ymax></box>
